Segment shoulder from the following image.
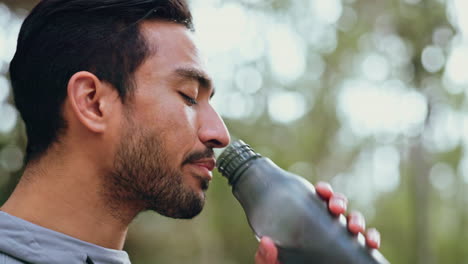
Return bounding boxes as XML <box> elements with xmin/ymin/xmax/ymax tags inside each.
<box><xmin>0</xmin><ymin>253</ymin><xmax>27</xmax><ymax>264</ymax></box>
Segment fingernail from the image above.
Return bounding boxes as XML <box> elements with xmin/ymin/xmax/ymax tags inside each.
<box><xmin>353</xmin><ymin>213</ymin><xmax>365</xmax><ymax>230</ymax></box>
<box><xmin>331</xmin><ymin>198</ymin><xmax>346</xmax><ymax>211</ymax></box>
<box><xmin>367</xmin><ymin>229</ymin><xmax>381</xmax><ymax>248</ymax></box>
<box><xmin>317</xmin><ymin>181</ymin><xmax>332</xmax><ymax>191</ymax></box>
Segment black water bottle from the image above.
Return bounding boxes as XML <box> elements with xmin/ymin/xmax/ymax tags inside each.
<box><xmin>216</xmin><ymin>140</ymin><xmax>390</xmax><ymax>264</ymax></box>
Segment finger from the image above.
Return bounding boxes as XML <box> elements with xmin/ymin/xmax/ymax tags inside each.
<box><xmin>328</xmin><ymin>193</ymin><xmax>347</xmax><ymax>215</ymax></box>
<box><xmin>347</xmin><ymin>211</ymin><xmax>366</xmax><ymax>235</ymax></box>
<box><xmin>255</xmin><ymin>237</ymin><xmax>279</xmax><ymax>264</ymax></box>
<box><xmin>315</xmin><ymin>181</ymin><xmax>333</xmax><ymax>200</ymax></box>
<box><xmin>365</xmin><ymin>228</ymin><xmax>381</xmax><ymax>249</ymax></box>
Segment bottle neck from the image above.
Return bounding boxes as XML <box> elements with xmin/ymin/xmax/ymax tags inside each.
<box><xmin>217</xmin><ymin>140</ymin><xmax>262</xmax><ymax>185</ymax></box>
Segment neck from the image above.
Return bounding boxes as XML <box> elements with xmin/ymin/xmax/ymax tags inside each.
<box><xmin>0</xmin><ymin>149</ymin><xmax>138</xmax><ymax>250</ymax></box>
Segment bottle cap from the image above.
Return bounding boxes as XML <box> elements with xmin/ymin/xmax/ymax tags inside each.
<box><xmin>216</xmin><ymin>140</ymin><xmax>261</xmax><ymax>182</ymax></box>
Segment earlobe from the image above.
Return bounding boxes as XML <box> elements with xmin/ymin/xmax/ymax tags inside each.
<box><xmin>67</xmin><ymin>71</ymin><xmax>110</xmax><ymax>133</ymax></box>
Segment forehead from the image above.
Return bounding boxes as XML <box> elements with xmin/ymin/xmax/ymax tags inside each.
<box><xmin>139</xmin><ymin>20</ymin><xmax>205</xmax><ymax>73</ymax></box>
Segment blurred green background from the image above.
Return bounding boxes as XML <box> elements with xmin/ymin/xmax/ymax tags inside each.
<box><xmin>1</xmin><ymin>0</ymin><xmax>467</xmax><ymax>263</ymax></box>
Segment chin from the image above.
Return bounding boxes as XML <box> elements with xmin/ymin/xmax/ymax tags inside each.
<box><xmin>148</xmin><ymin>192</ymin><xmax>206</xmax><ymax>219</ymax></box>
<box><xmin>159</xmin><ymin>203</ymin><xmax>204</xmax><ymax>219</ymax></box>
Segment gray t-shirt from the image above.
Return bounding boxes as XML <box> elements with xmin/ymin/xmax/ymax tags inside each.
<box><xmin>0</xmin><ymin>211</ymin><xmax>131</xmax><ymax>264</ymax></box>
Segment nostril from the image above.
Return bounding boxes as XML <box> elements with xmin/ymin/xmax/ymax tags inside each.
<box><xmin>206</xmin><ymin>139</ymin><xmax>223</xmax><ymax>148</ymax></box>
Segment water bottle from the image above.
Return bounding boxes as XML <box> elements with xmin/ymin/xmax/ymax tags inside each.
<box><xmin>216</xmin><ymin>140</ymin><xmax>390</xmax><ymax>264</ymax></box>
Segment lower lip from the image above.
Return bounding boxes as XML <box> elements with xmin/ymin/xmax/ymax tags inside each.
<box><xmin>188</xmin><ymin>163</ymin><xmax>213</xmax><ymax>180</ymax></box>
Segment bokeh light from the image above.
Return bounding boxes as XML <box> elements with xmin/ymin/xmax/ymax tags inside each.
<box><xmin>267</xmin><ymin>23</ymin><xmax>307</xmax><ymax>84</ymax></box>
<box><xmin>0</xmin><ymin>145</ymin><xmax>23</xmax><ymax>172</ymax></box>
<box><xmin>429</xmin><ymin>162</ymin><xmax>456</xmax><ymax>199</ymax></box>
<box><xmin>310</xmin><ymin>0</ymin><xmax>343</xmax><ymax>25</ymax></box>
<box><xmin>371</xmin><ymin>145</ymin><xmax>400</xmax><ymax>193</ymax></box>
<box><xmin>459</xmin><ymin>153</ymin><xmax>468</xmax><ymax>183</ymax></box>
<box><xmin>337</xmin><ymin>79</ymin><xmax>428</xmax><ymax>138</ymax></box>
<box><xmin>444</xmin><ymin>44</ymin><xmax>468</xmax><ymax>88</ymax></box>
<box><xmin>0</xmin><ymin>103</ymin><xmax>17</xmax><ymax>134</ymax></box>
<box><xmin>361</xmin><ymin>52</ymin><xmax>390</xmax><ymax>81</ymax></box>
<box><xmin>423</xmin><ymin>106</ymin><xmax>462</xmax><ymax>153</ymax></box>
<box><xmin>421</xmin><ymin>45</ymin><xmax>445</xmax><ymax>73</ymax></box>
<box><xmin>234</xmin><ymin>66</ymin><xmax>263</xmax><ymax>94</ymax></box>
<box><xmin>267</xmin><ymin>90</ymin><xmax>307</xmax><ymax>124</ymax></box>
<box><xmin>0</xmin><ymin>75</ymin><xmax>9</xmax><ymax>102</ymax></box>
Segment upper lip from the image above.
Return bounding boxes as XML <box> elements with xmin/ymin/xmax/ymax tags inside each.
<box><xmin>191</xmin><ymin>158</ymin><xmax>216</xmax><ymax>171</ymax></box>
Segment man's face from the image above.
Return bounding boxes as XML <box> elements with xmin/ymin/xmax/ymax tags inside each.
<box><xmin>106</xmin><ymin>21</ymin><xmax>230</xmax><ymax>219</ymax></box>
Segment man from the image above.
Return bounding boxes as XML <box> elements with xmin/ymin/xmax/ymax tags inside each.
<box><xmin>0</xmin><ymin>1</ymin><xmax>380</xmax><ymax>263</ymax></box>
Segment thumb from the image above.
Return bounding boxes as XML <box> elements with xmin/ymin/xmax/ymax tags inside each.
<box><xmin>255</xmin><ymin>237</ymin><xmax>280</xmax><ymax>264</ymax></box>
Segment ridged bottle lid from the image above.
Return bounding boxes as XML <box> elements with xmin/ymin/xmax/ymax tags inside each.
<box><xmin>216</xmin><ymin>140</ymin><xmax>261</xmax><ymax>182</ymax></box>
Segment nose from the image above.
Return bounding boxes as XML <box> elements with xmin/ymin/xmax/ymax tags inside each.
<box><xmin>198</xmin><ymin>105</ymin><xmax>230</xmax><ymax>149</ymax></box>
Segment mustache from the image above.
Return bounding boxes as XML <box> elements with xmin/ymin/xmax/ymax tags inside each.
<box><xmin>182</xmin><ymin>148</ymin><xmax>215</xmax><ymax>165</ymax></box>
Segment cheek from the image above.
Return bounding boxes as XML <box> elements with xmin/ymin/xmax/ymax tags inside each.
<box><xmin>183</xmin><ymin>107</ymin><xmax>198</xmax><ymax>131</ymax></box>
<box><xmin>167</xmin><ymin>107</ymin><xmax>198</xmax><ymax>143</ymax></box>
<box><xmin>161</xmin><ymin>107</ymin><xmax>199</xmax><ymax>163</ymax></box>
<box><xmin>136</xmin><ymin>93</ymin><xmax>199</xmax><ymax>145</ymax></box>
<box><xmin>158</xmin><ymin>104</ymin><xmax>198</xmax><ymax>141</ymax></box>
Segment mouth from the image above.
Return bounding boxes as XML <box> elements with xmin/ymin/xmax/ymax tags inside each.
<box><xmin>187</xmin><ymin>158</ymin><xmax>216</xmax><ymax>181</ymax></box>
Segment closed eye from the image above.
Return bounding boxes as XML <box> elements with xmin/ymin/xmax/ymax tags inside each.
<box><xmin>179</xmin><ymin>92</ymin><xmax>198</xmax><ymax>106</ymax></box>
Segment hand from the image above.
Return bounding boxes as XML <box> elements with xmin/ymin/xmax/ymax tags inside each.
<box><xmin>254</xmin><ymin>181</ymin><xmax>381</xmax><ymax>264</ymax></box>
<box><xmin>255</xmin><ymin>237</ymin><xmax>280</xmax><ymax>264</ymax></box>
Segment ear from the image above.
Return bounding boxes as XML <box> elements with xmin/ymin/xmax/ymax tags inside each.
<box><xmin>66</xmin><ymin>71</ymin><xmax>119</xmax><ymax>133</ymax></box>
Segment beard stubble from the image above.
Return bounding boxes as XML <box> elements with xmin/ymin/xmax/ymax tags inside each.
<box><xmin>104</xmin><ymin>122</ymin><xmax>208</xmax><ymax>220</ymax></box>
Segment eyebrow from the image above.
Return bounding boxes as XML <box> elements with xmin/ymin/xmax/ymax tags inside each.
<box><xmin>174</xmin><ymin>67</ymin><xmax>215</xmax><ymax>98</ymax></box>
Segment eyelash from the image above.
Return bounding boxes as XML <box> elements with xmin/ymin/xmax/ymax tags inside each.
<box><xmin>180</xmin><ymin>93</ymin><xmax>198</xmax><ymax>105</ymax></box>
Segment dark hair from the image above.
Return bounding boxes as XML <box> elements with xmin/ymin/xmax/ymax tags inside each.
<box><xmin>9</xmin><ymin>0</ymin><xmax>193</xmax><ymax>162</ymax></box>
